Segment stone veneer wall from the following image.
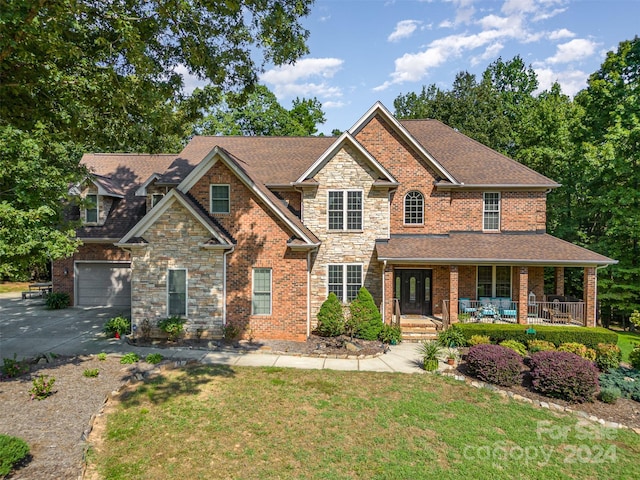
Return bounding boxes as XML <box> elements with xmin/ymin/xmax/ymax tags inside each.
<box><xmin>129</xmin><ymin>200</ymin><xmax>225</xmax><ymax>338</ymax></box>
<box><xmin>303</xmin><ymin>144</ymin><xmax>389</xmax><ymax>326</ymax></box>
<box><xmin>81</xmin><ymin>186</ymin><xmax>113</xmax><ymax>226</ymax></box>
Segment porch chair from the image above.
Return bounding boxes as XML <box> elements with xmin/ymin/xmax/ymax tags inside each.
<box><xmin>459</xmin><ymin>298</ymin><xmax>477</xmax><ymax>316</ymax></box>
<box><xmin>499</xmin><ymin>298</ymin><xmax>517</xmax><ymax>322</ymax></box>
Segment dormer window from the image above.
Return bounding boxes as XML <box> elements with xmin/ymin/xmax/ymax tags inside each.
<box><xmin>210</xmin><ymin>184</ymin><xmax>230</xmax><ymax>214</ymax></box>
<box><xmin>151</xmin><ymin>194</ymin><xmax>164</xmax><ymax>208</ymax></box>
<box><xmin>85</xmin><ymin>194</ymin><xmax>98</xmax><ymax>223</ymax></box>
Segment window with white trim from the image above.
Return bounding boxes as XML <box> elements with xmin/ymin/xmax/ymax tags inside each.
<box><xmin>168</xmin><ymin>268</ymin><xmax>187</xmax><ymax>317</ymax></box>
<box><xmin>210</xmin><ymin>184</ymin><xmax>230</xmax><ymax>214</ymax></box>
<box><xmin>483</xmin><ymin>192</ymin><xmax>500</xmax><ymax>231</ymax></box>
<box><xmin>477</xmin><ymin>266</ymin><xmax>511</xmax><ymax>298</ymax></box>
<box><xmin>85</xmin><ymin>194</ymin><xmax>98</xmax><ymax>223</ymax></box>
<box><xmin>252</xmin><ymin>268</ymin><xmax>272</xmax><ymax>315</ymax></box>
<box><xmin>328</xmin><ymin>264</ymin><xmax>362</xmax><ymax>302</ymax></box>
<box><xmin>404</xmin><ymin>190</ymin><xmax>424</xmax><ymax>224</ymax></box>
<box><xmin>151</xmin><ymin>194</ymin><xmax>164</xmax><ymax>208</ymax></box>
<box><xmin>328</xmin><ymin>190</ymin><xmax>362</xmax><ymax>230</ymax></box>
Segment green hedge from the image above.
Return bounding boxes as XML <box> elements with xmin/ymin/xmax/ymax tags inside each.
<box><xmin>454</xmin><ymin>324</ymin><xmax>617</xmax><ymax>349</ymax></box>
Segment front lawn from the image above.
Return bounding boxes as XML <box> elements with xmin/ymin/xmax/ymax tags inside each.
<box><xmin>616</xmin><ymin>330</ymin><xmax>640</xmax><ymax>362</ymax></box>
<box><xmin>88</xmin><ymin>366</ymin><xmax>640</xmax><ymax>479</ymax></box>
<box><xmin>0</xmin><ymin>282</ymin><xmax>29</xmax><ymax>294</ymax></box>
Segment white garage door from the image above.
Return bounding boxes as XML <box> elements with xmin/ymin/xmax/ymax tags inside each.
<box><xmin>76</xmin><ymin>263</ymin><xmax>131</xmax><ymax>307</ymax></box>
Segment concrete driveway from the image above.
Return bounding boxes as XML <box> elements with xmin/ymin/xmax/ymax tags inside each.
<box><xmin>0</xmin><ymin>293</ymin><xmax>131</xmax><ymax>360</ymax></box>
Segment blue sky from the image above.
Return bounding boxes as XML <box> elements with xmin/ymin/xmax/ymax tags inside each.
<box><xmin>183</xmin><ymin>0</ymin><xmax>640</xmax><ymax>135</ymax></box>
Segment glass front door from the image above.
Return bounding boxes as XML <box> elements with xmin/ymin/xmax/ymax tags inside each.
<box><xmin>396</xmin><ymin>269</ymin><xmax>432</xmax><ymax>315</ymax></box>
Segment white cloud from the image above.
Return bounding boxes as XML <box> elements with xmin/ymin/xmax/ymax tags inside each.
<box><xmin>535</xmin><ymin>67</ymin><xmax>588</xmax><ymax>96</ymax></box>
<box><xmin>471</xmin><ymin>42</ymin><xmax>505</xmax><ymax>65</ymax></box>
<box><xmin>548</xmin><ymin>28</ymin><xmax>575</xmax><ymax>40</ymax></box>
<box><xmin>545</xmin><ymin>38</ymin><xmax>597</xmax><ymax>64</ymax></box>
<box><xmin>261</xmin><ymin>58</ymin><xmax>344</xmax><ymax>100</ymax></box>
<box><xmin>174</xmin><ymin>64</ymin><xmax>207</xmax><ymax>95</ymax></box>
<box><xmin>323</xmin><ymin>100</ymin><xmax>347</xmax><ymax>109</ymax></box>
<box><xmin>388</xmin><ymin>20</ymin><xmax>422</xmax><ymax>42</ymax></box>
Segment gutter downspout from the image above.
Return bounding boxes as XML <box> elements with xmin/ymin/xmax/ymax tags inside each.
<box><xmin>381</xmin><ymin>260</ymin><xmax>387</xmax><ymax>323</ymax></box>
<box><xmin>223</xmin><ymin>246</ymin><xmax>235</xmax><ymax>326</ymax></box>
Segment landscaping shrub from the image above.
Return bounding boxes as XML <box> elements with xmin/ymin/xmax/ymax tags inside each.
<box><xmin>29</xmin><ymin>375</ymin><xmax>56</xmax><ymax>400</ymax></box>
<box><xmin>437</xmin><ymin>325</ymin><xmax>467</xmax><ymax>347</ymax></box>
<box><xmin>417</xmin><ymin>341</ymin><xmax>442</xmax><ymax>372</ymax></box>
<box><xmin>348</xmin><ymin>287</ymin><xmax>382</xmax><ymax>341</ymax></box>
<box><xmin>455</xmin><ymin>323</ymin><xmax>617</xmax><ymax>349</ymax></box>
<box><xmin>316</xmin><ymin>293</ymin><xmax>345</xmax><ymax>337</ymax></box>
<box><xmin>629</xmin><ymin>345</ymin><xmax>640</xmax><ymax>371</ymax></box>
<box><xmin>467</xmin><ymin>334</ymin><xmax>491</xmax><ymax>346</ymax></box>
<box><xmin>527</xmin><ymin>340</ymin><xmax>556</xmax><ymax>353</ymax></box>
<box><xmin>557</xmin><ymin>342</ymin><xmax>596</xmax><ymax>361</ymax></box>
<box><xmin>595</xmin><ymin>343</ymin><xmax>622</xmax><ymax>372</ymax></box>
<box><xmin>379</xmin><ymin>324</ymin><xmax>402</xmax><ymax>344</ymax></box>
<box><xmin>120</xmin><ymin>352</ymin><xmax>140</xmax><ymax>364</ymax></box>
<box><xmin>158</xmin><ymin>316</ymin><xmax>187</xmax><ymax>341</ymax></box>
<box><xmin>599</xmin><ymin>387</ymin><xmax>621</xmax><ymax>404</ymax></box>
<box><xmin>83</xmin><ymin>368</ymin><xmax>99</xmax><ymax>378</ymax></box>
<box><xmin>146</xmin><ymin>353</ymin><xmax>163</xmax><ymax>364</ymax></box>
<box><xmin>599</xmin><ymin>367</ymin><xmax>640</xmax><ymax>402</ymax></box>
<box><xmin>1</xmin><ymin>354</ymin><xmax>29</xmax><ymax>379</ymax></box>
<box><xmin>466</xmin><ymin>344</ymin><xmax>524</xmax><ymax>387</ymax></box>
<box><xmin>528</xmin><ymin>351</ymin><xmax>600</xmax><ymax>403</ymax></box>
<box><xmin>103</xmin><ymin>315</ymin><xmax>131</xmax><ymax>337</ymax></box>
<box><xmin>45</xmin><ymin>292</ymin><xmax>70</xmax><ymax>310</ymax></box>
<box><xmin>223</xmin><ymin>322</ymin><xmax>242</xmax><ymax>342</ymax></box>
<box><xmin>0</xmin><ymin>434</ymin><xmax>30</xmax><ymax>477</ymax></box>
<box><xmin>499</xmin><ymin>339</ymin><xmax>527</xmax><ymax>356</ymax></box>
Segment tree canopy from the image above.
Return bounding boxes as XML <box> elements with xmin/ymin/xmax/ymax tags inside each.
<box><xmin>0</xmin><ymin>0</ymin><xmax>313</xmax><ymax>279</ymax></box>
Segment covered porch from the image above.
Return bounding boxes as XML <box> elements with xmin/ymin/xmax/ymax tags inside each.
<box><xmin>376</xmin><ymin>232</ymin><xmax>616</xmax><ymax>330</ymax></box>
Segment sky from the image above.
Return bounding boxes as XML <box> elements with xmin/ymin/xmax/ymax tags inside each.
<box><xmin>185</xmin><ymin>0</ymin><xmax>640</xmax><ymax>135</ymax></box>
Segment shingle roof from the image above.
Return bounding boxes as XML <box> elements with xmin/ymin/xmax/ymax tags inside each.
<box><xmin>77</xmin><ymin>153</ymin><xmax>177</xmax><ymax>239</ymax></box>
<box><xmin>376</xmin><ymin>233</ymin><xmax>616</xmax><ymax>266</ymax></box>
<box><xmin>159</xmin><ymin>136</ymin><xmax>336</xmax><ymax>186</ymax></box>
<box><xmin>400</xmin><ymin>120</ymin><xmax>559</xmax><ymax>187</ymax></box>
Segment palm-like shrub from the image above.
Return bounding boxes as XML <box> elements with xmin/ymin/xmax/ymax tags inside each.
<box><xmin>528</xmin><ymin>351</ymin><xmax>600</xmax><ymax>403</ymax></box>
<box><xmin>348</xmin><ymin>287</ymin><xmax>382</xmax><ymax>340</ymax></box>
<box><xmin>316</xmin><ymin>293</ymin><xmax>345</xmax><ymax>337</ymax></box>
<box><xmin>466</xmin><ymin>344</ymin><xmax>524</xmax><ymax>387</ymax></box>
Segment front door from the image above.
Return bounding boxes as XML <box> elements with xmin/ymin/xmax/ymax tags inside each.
<box><xmin>396</xmin><ymin>269</ymin><xmax>432</xmax><ymax>315</ymax></box>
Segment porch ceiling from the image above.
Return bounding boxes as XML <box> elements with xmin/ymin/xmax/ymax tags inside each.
<box><xmin>375</xmin><ymin>233</ymin><xmax>616</xmax><ymax>266</ymax></box>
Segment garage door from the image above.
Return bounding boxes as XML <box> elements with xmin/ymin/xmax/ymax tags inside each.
<box><xmin>76</xmin><ymin>263</ymin><xmax>131</xmax><ymax>307</ymax></box>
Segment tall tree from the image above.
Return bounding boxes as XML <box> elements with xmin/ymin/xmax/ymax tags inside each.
<box><xmin>195</xmin><ymin>85</ymin><xmax>325</xmax><ymax>136</ymax></box>
<box><xmin>575</xmin><ymin>37</ymin><xmax>640</xmax><ymax>314</ymax></box>
<box><xmin>0</xmin><ymin>0</ymin><xmax>313</xmax><ymax>279</ymax></box>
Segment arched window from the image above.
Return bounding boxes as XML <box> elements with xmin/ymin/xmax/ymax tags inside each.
<box><xmin>404</xmin><ymin>191</ymin><xmax>424</xmax><ymax>224</ymax></box>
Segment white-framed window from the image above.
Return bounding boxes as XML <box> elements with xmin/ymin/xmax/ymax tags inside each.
<box><xmin>151</xmin><ymin>194</ymin><xmax>164</xmax><ymax>208</ymax></box>
<box><xmin>477</xmin><ymin>266</ymin><xmax>511</xmax><ymax>298</ymax></box>
<box><xmin>483</xmin><ymin>192</ymin><xmax>500</xmax><ymax>231</ymax></box>
<box><xmin>168</xmin><ymin>268</ymin><xmax>187</xmax><ymax>317</ymax></box>
<box><xmin>328</xmin><ymin>264</ymin><xmax>362</xmax><ymax>302</ymax></box>
<box><xmin>404</xmin><ymin>190</ymin><xmax>424</xmax><ymax>224</ymax></box>
<box><xmin>84</xmin><ymin>194</ymin><xmax>98</xmax><ymax>223</ymax></box>
<box><xmin>252</xmin><ymin>268</ymin><xmax>272</xmax><ymax>315</ymax></box>
<box><xmin>328</xmin><ymin>190</ymin><xmax>362</xmax><ymax>230</ymax></box>
<box><xmin>210</xmin><ymin>184</ymin><xmax>230</xmax><ymax>214</ymax></box>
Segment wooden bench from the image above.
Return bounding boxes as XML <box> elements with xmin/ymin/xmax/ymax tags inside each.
<box><xmin>550</xmin><ymin>311</ymin><xmax>573</xmax><ymax>324</ymax></box>
<box><xmin>21</xmin><ymin>290</ymin><xmax>43</xmax><ymax>299</ymax></box>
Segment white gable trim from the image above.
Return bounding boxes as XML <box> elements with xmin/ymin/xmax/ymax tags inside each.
<box><xmin>177</xmin><ymin>146</ymin><xmax>317</xmax><ymax>246</ymax></box>
<box><xmin>348</xmin><ymin>101</ymin><xmax>458</xmax><ymax>185</ymax></box>
<box><xmin>118</xmin><ymin>189</ymin><xmax>230</xmax><ymax>245</ymax></box>
<box><xmin>135</xmin><ymin>173</ymin><xmax>162</xmax><ymax>196</ymax></box>
<box><xmin>295</xmin><ymin>132</ymin><xmax>398</xmax><ymax>185</ymax></box>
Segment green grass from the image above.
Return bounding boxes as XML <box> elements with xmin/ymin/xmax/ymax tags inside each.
<box><xmin>616</xmin><ymin>330</ymin><xmax>640</xmax><ymax>362</ymax></box>
<box><xmin>0</xmin><ymin>282</ymin><xmax>29</xmax><ymax>294</ymax></box>
<box><xmin>89</xmin><ymin>366</ymin><xmax>640</xmax><ymax>480</ymax></box>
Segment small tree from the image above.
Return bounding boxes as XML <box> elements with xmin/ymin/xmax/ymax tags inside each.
<box><xmin>630</xmin><ymin>311</ymin><xmax>640</xmax><ymax>331</ymax></box>
<box><xmin>348</xmin><ymin>287</ymin><xmax>383</xmax><ymax>341</ymax></box>
<box><xmin>316</xmin><ymin>293</ymin><xmax>345</xmax><ymax>337</ymax></box>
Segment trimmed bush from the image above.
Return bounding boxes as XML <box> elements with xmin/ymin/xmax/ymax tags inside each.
<box><xmin>557</xmin><ymin>342</ymin><xmax>596</xmax><ymax>361</ymax></box>
<box><xmin>599</xmin><ymin>366</ymin><xmax>640</xmax><ymax>402</ymax></box>
<box><xmin>594</xmin><ymin>343</ymin><xmax>622</xmax><ymax>372</ymax></box>
<box><xmin>348</xmin><ymin>287</ymin><xmax>382</xmax><ymax>341</ymax></box>
<box><xmin>629</xmin><ymin>345</ymin><xmax>640</xmax><ymax>371</ymax></box>
<box><xmin>45</xmin><ymin>292</ymin><xmax>70</xmax><ymax>310</ymax></box>
<box><xmin>466</xmin><ymin>344</ymin><xmax>524</xmax><ymax>387</ymax></box>
<box><xmin>316</xmin><ymin>293</ymin><xmax>345</xmax><ymax>337</ymax></box>
<box><xmin>103</xmin><ymin>315</ymin><xmax>131</xmax><ymax>337</ymax></box>
<box><xmin>0</xmin><ymin>434</ymin><xmax>30</xmax><ymax>477</ymax></box>
<box><xmin>455</xmin><ymin>323</ymin><xmax>617</xmax><ymax>349</ymax></box>
<box><xmin>599</xmin><ymin>387</ymin><xmax>621</xmax><ymax>404</ymax></box>
<box><xmin>527</xmin><ymin>340</ymin><xmax>556</xmax><ymax>353</ymax></box>
<box><xmin>158</xmin><ymin>316</ymin><xmax>186</xmax><ymax>341</ymax></box>
<box><xmin>467</xmin><ymin>334</ymin><xmax>491</xmax><ymax>346</ymax></box>
<box><xmin>379</xmin><ymin>324</ymin><xmax>402</xmax><ymax>344</ymax></box>
<box><xmin>528</xmin><ymin>351</ymin><xmax>600</xmax><ymax>403</ymax></box>
<box><xmin>499</xmin><ymin>339</ymin><xmax>527</xmax><ymax>356</ymax></box>
<box><xmin>437</xmin><ymin>325</ymin><xmax>467</xmax><ymax>347</ymax></box>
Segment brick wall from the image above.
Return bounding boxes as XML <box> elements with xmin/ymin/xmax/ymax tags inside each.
<box><xmin>188</xmin><ymin>160</ymin><xmax>309</xmax><ymax>341</ymax></box>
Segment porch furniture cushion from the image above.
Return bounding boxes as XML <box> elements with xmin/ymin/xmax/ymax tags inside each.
<box><xmin>499</xmin><ymin>298</ymin><xmax>517</xmax><ymax>319</ymax></box>
<box><xmin>459</xmin><ymin>298</ymin><xmax>476</xmax><ymax>314</ymax></box>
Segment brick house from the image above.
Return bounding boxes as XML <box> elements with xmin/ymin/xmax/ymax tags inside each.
<box><xmin>52</xmin><ymin>102</ymin><xmax>615</xmax><ymax>341</ymax></box>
